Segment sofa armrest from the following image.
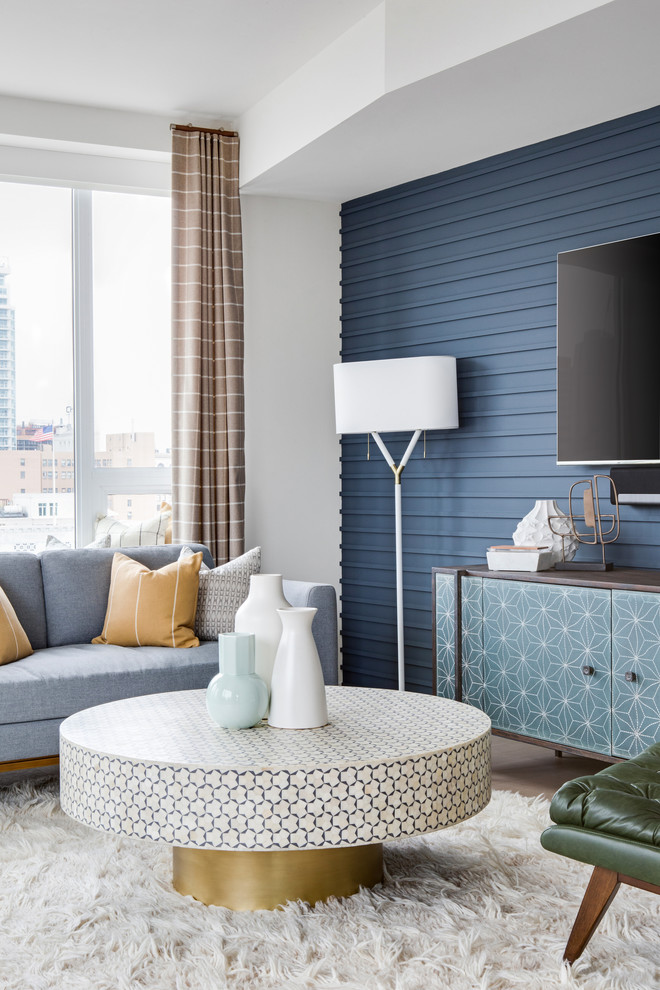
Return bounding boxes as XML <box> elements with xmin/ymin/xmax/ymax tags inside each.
<box><xmin>281</xmin><ymin>580</ymin><xmax>338</xmax><ymax>685</ymax></box>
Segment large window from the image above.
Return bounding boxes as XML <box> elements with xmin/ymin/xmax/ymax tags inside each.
<box><xmin>0</xmin><ymin>182</ymin><xmax>171</xmax><ymax>551</ymax></box>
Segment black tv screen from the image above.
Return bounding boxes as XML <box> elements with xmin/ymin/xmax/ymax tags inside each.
<box><xmin>557</xmin><ymin>232</ymin><xmax>660</xmax><ymax>464</ymax></box>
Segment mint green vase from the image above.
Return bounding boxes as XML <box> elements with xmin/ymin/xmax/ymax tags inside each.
<box><xmin>206</xmin><ymin>633</ymin><xmax>268</xmax><ymax>730</ymax></box>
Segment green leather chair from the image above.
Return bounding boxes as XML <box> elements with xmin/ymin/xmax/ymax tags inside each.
<box><xmin>541</xmin><ymin>741</ymin><xmax>660</xmax><ymax>963</ymax></box>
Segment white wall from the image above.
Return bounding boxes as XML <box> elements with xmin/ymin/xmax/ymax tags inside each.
<box><xmin>242</xmin><ymin>196</ymin><xmax>341</xmax><ymax>592</ymax></box>
<box><xmin>0</xmin><ymin>93</ymin><xmax>227</xmax><ymax>193</ymax></box>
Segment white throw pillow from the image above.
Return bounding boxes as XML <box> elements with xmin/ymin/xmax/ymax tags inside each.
<box><xmin>179</xmin><ymin>545</ymin><xmax>261</xmax><ymax>640</ymax></box>
<box><xmin>95</xmin><ymin>503</ymin><xmax>172</xmax><ymax>547</ymax></box>
<box><xmin>45</xmin><ymin>534</ymin><xmax>111</xmax><ymax>550</ymax></box>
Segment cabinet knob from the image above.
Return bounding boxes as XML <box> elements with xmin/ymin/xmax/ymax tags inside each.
<box><xmin>624</xmin><ymin>671</ymin><xmax>637</xmax><ymax>683</ymax></box>
<box><xmin>581</xmin><ymin>665</ymin><xmax>594</xmax><ymax>676</ymax></box>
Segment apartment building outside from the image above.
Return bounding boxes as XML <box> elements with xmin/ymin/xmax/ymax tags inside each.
<box><xmin>0</xmin><ymin>449</ymin><xmax>42</xmax><ymax>503</ymax></box>
<box><xmin>0</xmin><ymin>426</ymin><xmax>168</xmax><ymax>550</ymax></box>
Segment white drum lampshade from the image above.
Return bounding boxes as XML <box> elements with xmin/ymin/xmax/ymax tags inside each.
<box><xmin>333</xmin><ymin>356</ymin><xmax>458</xmax><ymax>435</ymax></box>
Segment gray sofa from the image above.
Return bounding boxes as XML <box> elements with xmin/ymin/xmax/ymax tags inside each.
<box><xmin>0</xmin><ymin>544</ymin><xmax>338</xmax><ymax>767</ymax></box>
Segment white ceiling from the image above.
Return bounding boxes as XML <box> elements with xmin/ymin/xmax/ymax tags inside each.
<box><xmin>0</xmin><ymin>0</ymin><xmax>383</xmax><ymax>119</ymax></box>
<box><xmin>1</xmin><ymin>0</ymin><xmax>660</xmax><ymax>202</ymax></box>
<box><xmin>247</xmin><ymin>0</ymin><xmax>660</xmax><ymax>201</ymax></box>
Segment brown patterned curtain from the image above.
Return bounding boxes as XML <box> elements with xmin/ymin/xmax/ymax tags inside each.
<box><xmin>171</xmin><ymin>125</ymin><xmax>244</xmax><ymax>564</ymax></box>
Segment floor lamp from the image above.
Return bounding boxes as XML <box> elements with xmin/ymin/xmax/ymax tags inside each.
<box><xmin>334</xmin><ymin>355</ymin><xmax>459</xmax><ymax>691</ymax></box>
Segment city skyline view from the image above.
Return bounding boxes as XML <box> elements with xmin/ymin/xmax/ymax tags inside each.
<box><xmin>0</xmin><ymin>181</ymin><xmax>171</xmax><ymax>448</ymax></box>
<box><xmin>0</xmin><ymin>180</ymin><xmax>172</xmax><ymax>550</ymax></box>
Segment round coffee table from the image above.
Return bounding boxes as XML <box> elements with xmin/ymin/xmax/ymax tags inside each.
<box><xmin>60</xmin><ymin>686</ymin><xmax>491</xmax><ymax>910</ymax></box>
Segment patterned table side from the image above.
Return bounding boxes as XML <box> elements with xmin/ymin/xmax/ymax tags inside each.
<box><xmin>60</xmin><ymin>731</ymin><xmax>491</xmax><ymax>852</ymax></box>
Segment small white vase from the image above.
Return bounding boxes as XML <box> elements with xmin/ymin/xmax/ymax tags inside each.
<box><xmin>268</xmin><ymin>607</ymin><xmax>328</xmax><ymax>729</ymax></box>
<box><xmin>234</xmin><ymin>574</ymin><xmax>290</xmax><ymax>691</ymax></box>
<box><xmin>512</xmin><ymin>499</ymin><xmax>578</xmax><ymax>564</ymax></box>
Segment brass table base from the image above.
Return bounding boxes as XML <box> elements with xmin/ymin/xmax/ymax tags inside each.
<box><xmin>172</xmin><ymin>842</ymin><xmax>384</xmax><ymax>911</ymax></box>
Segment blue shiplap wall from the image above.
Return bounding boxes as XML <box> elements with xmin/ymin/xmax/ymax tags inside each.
<box><xmin>339</xmin><ymin>104</ymin><xmax>660</xmax><ymax>693</ymax></box>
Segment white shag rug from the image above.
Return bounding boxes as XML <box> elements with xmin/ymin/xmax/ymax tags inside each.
<box><xmin>1</xmin><ymin>779</ymin><xmax>659</xmax><ymax>990</ymax></box>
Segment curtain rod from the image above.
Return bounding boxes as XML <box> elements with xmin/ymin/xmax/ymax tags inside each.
<box><xmin>171</xmin><ymin>123</ymin><xmax>238</xmax><ymax>137</ymax></box>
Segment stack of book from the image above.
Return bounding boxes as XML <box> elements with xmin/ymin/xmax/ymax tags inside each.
<box><xmin>486</xmin><ymin>544</ymin><xmax>554</xmax><ymax>572</ymax></box>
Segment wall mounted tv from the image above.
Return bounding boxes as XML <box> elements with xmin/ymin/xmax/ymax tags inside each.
<box><xmin>557</xmin><ymin>231</ymin><xmax>660</xmax><ymax>465</ymax></box>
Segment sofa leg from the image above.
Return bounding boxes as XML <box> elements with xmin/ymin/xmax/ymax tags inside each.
<box><xmin>0</xmin><ymin>755</ymin><xmax>59</xmax><ymax>774</ymax></box>
<box><xmin>564</xmin><ymin>866</ymin><xmax>620</xmax><ymax>964</ymax></box>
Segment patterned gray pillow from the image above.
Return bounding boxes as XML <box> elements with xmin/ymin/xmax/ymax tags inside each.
<box><xmin>179</xmin><ymin>545</ymin><xmax>261</xmax><ymax>640</ymax></box>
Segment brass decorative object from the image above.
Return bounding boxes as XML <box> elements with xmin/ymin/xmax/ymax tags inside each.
<box><xmin>550</xmin><ymin>475</ymin><xmax>620</xmax><ymax>571</ymax></box>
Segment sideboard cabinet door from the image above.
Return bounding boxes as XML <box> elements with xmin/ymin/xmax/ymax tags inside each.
<box><xmin>435</xmin><ymin>572</ymin><xmax>457</xmax><ymax>699</ymax></box>
<box><xmin>435</xmin><ymin>573</ymin><xmax>484</xmax><ymax>703</ymax></box>
<box><xmin>482</xmin><ymin>580</ymin><xmax>612</xmax><ymax>754</ymax></box>
<box><xmin>462</xmin><ymin>576</ymin><xmax>484</xmax><ymax>708</ymax></box>
<box><xmin>612</xmin><ymin>590</ymin><xmax>660</xmax><ymax>758</ymax></box>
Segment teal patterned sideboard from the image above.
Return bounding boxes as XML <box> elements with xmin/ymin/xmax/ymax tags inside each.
<box><xmin>434</xmin><ymin>566</ymin><xmax>660</xmax><ymax>760</ymax></box>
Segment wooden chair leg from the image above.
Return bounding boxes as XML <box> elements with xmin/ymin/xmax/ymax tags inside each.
<box><xmin>564</xmin><ymin>866</ymin><xmax>621</xmax><ymax>964</ymax></box>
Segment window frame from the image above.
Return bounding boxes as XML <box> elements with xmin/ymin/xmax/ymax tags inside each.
<box><xmin>72</xmin><ymin>189</ymin><xmax>171</xmax><ymax>545</ymax></box>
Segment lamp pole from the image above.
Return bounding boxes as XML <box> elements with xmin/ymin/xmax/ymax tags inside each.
<box><xmin>371</xmin><ymin>429</ymin><xmax>422</xmax><ymax>691</ymax></box>
<box><xmin>334</xmin><ymin>355</ymin><xmax>458</xmax><ymax>695</ymax></box>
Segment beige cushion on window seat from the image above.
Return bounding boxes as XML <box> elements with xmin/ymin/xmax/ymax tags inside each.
<box><xmin>95</xmin><ymin>502</ymin><xmax>172</xmax><ymax>547</ymax></box>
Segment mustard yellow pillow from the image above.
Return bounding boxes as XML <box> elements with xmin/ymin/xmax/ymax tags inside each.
<box><xmin>92</xmin><ymin>551</ymin><xmax>202</xmax><ymax>648</ymax></box>
<box><xmin>0</xmin><ymin>585</ymin><xmax>33</xmax><ymax>665</ymax></box>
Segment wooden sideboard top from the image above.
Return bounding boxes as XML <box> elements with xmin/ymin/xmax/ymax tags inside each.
<box><xmin>432</xmin><ymin>563</ymin><xmax>660</xmax><ymax>594</ymax></box>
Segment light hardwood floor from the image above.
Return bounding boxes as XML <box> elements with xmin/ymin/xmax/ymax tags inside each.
<box><xmin>491</xmin><ymin>735</ymin><xmax>609</xmax><ymax>801</ymax></box>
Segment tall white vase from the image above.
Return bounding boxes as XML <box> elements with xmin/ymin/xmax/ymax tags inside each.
<box><xmin>512</xmin><ymin>499</ymin><xmax>578</xmax><ymax>564</ymax></box>
<box><xmin>234</xmin><ymin>574</ymin><xmax>290</xmax><ymax>691</ymax></box>
<box><xmin>268</xmin><ymin>607</ymin><xmax>328</xmax><ymax>729</ymax></box>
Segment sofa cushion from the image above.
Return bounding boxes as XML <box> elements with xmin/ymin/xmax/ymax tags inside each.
<box><xmin>0</xmin><ymin>585</ymin><xmax>33</xmax><ymax>665</ymax></box>
<box><xmin>40</xmin><ymin>544</ymin><xmax>214</xmax><ymax>647</ymax></box>
<box><xmin>0</xmin><ymin>641</ymin><xmax>219</xmax><ymax>725</ymax></box>
<box><xmin>541</xmin><ymin>741</ymin><xmax>660</xmax><ymax>887</ymax></box>
<box><xmin>548</xmin><ymin>741</ymin><xmax>660</xmax><ymax>847</ymax></box>
<box><xmin>93</xmin><ymin>552</ymin><xmax>202</xmax><ymax>648</ymax></box>
<box><xmin>0</xmin><ymin>552</ymin><xmax>48</xmax><ymax>650</ymax></box>
<box><xmin>180</xmin><ymin>544</ymin><xmax>261</xmax><ymax>639</ymax></box>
